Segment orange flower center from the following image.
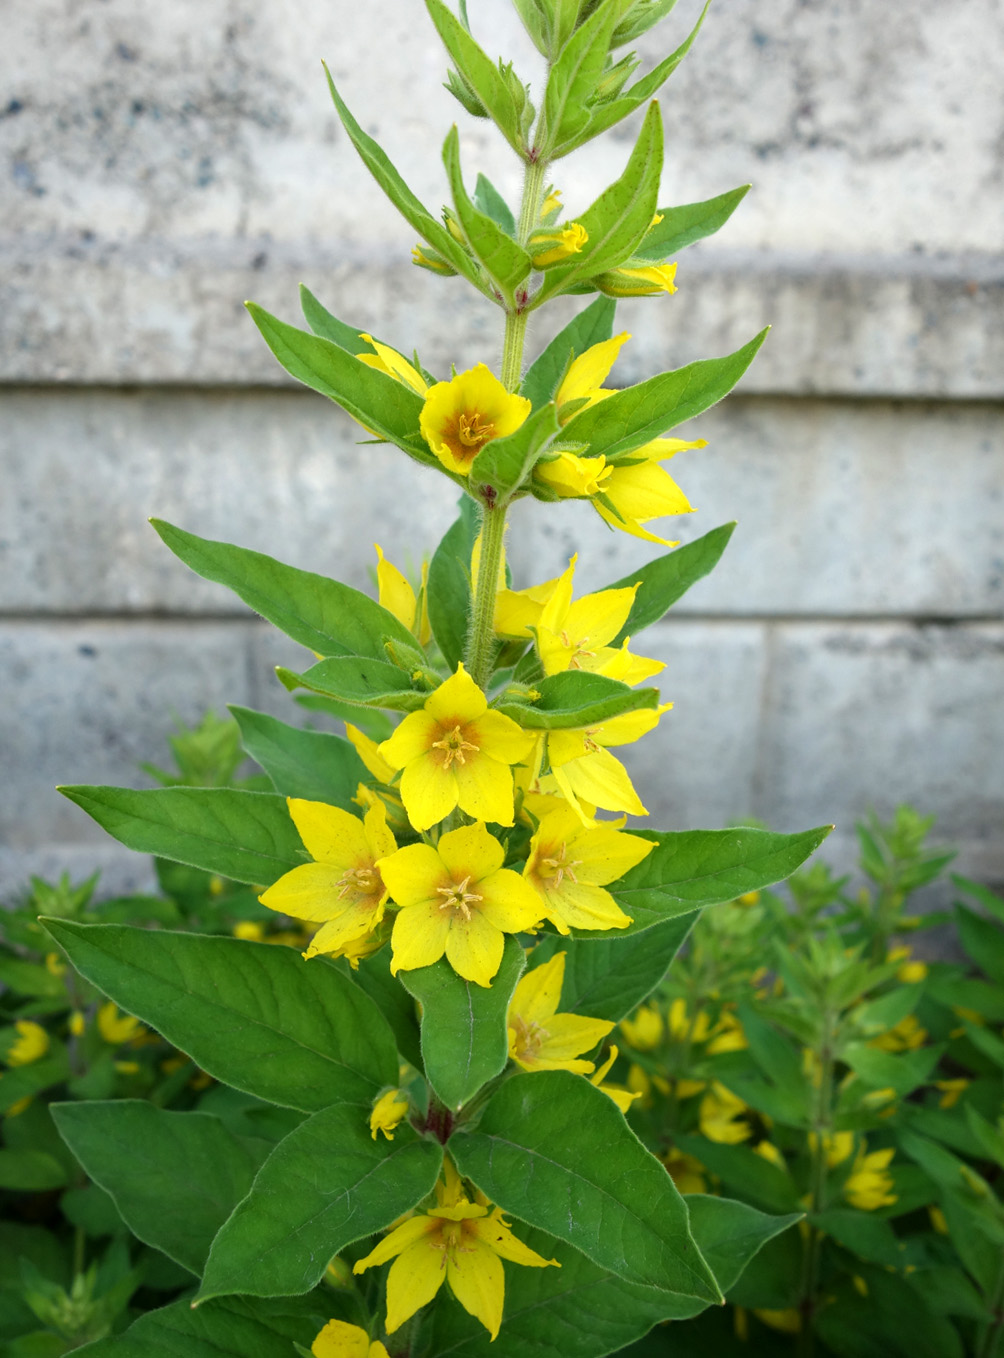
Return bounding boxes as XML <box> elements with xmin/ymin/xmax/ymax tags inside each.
<box><xmin>511</xmin><ymin>1013</ymin><xmax>549</xmax><ymax>1061</ymax></box>
<box><xmin>337</xmin><ymin>866</ymin><xmax>379</xmax><ymax>899</ymax></box>
<box><xmin>431</xmin><ymin>724</ymin><xmax>480</xmax><ymax>769</ymax></box>
<box><xmin>436</xmin><ymin>874</ymin><xmax>483</xmax><ymax>922</ymax></box>
<box><xmin>457</xmin><ymin>411</ymin><xmax>496</xmax><ymax>449</ymax></box>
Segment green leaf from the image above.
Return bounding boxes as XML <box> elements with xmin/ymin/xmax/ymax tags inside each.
<box><xmin>449</xmin><ymin>1071</ymin><xmax>720</xmax><ymax>1300</ymax></box>
<box><xmin>531</xmin><ymin>914</ymin><xmax>694</xmax><ymax>1023</ymax></box>
<box><xmin>540</xmin><ymin>0</ymin><xmax>633</xmax><ymax>157</ymax></box>
<box><xmin>229</xmin><ymin>707</ymin><xmax>367</xmax><ymax>807</ymax></box>
<box><xmin>561</xmin><ymin>329</ymin><xmax>769</xmax><ymax>461</ymax></box>
<box><xmin>57</xmin><ymin>786</ymin><xmax>302</xmax><ymax>886</ymax></box>
<box><xmin>604</xmin><ymin>825</ymin><xmax>832</xmax><ymax>938</ymax></box>
<box><xmin>927</xmin><ymin>972</ymin><xmax>1004</xmax><ymax>1022</ymax></box>
<box><xmin>430</xmin><ymin>1196</ymin><xmax>797</xmax><ymax>1356</ymax></box>
<box><xmin>472</xmin><ymin>173</ymin><xmax>516</xmax><ymax>235</ymax></box>
<box><xmin>0</xmin><ymin>1050</ymin><xmax>70</xmax><ymax>1115</ymax></box>
<box><xmin>955</xmin><ymin>904</ymin><xmax>1004</xmax><ymax>986</ymax></box>
<box><xmin>51</xmin><ymin>1102</ymin><xmax>263</xmax><ymax>1274</ymax></box>
<box><xmin>0</xmin><ymin>1150</ymin><xmax>68</xmax><ymax>1191</ymax></box>
<box><xmin>324</xmin><ymin>63</ymin><xmax>491</xmax><ymax>296</ymax></box>
<box><xmin>536</xmin><ymin>102</ymin><xmax>664</xmax><ymax>303</ymax></box>
<box><xmin>469</xmin><ymin>403</ymin><xmax>561</xmax><ymax>503</ymax></box>
<box><xmin>0</xmin><ymin>953</ymin><xmax>66</xmax><ymax>999</ymax></box>
<box><xmin>41</xmin><ymin>924</ymin><xmax>398</xmax><ymax>1113</ymax></box>
<box><xmin>427</xmin><ymin>498</ymin><xmax>479</xmax><ymax>672</ymax></box>
<box><xmin>399</xmin><ymin>936</ymin><xmax>526</xmax><ymax>1111</ymax></box>
<box><xmin>348</xmin><ymin>947</ymin><xmax>423</xmax><ymax>1072</ymax></box>
<box><xmin>521</xmin><ymin>295</ymin><xmax>617</xmax><ymax>409</ymax></box>
<box><xmin>612</xmin><ymin>0</ymin><xmax>682</xmax><ymax>46</ymax></box>
<box><xmin>606</xmin><ymin>523</ymin><xmax>736</xmax><ymax>643</ymax></box>
<box><xmin>442</xmin><ymin>127</ymin><xmax>531</xmax><ymax>300</ymax></box>
<box><xmin>199</xmin><ymin>1104</ymin><xmax>443</xmax><ymax>1302</ymax></box>
<box><xmin>495</xmin><ymin>671</ymin><xmax>658</xmax><ymax>729</ymax></box>
<box><xmin>297</xmin><ymin>285</ymin><xmax>367</xmax><ymax>351</ymax></box>
<box><xmin>151</xmin><ymin>519</ymin><xmax>420</xmax><ymax>662</ymax></box>
<box><xmin>426</xmin><ymin>0</ymin><xmax>526</xmax><ymax>153</ymax></box>
<box><xmin>277</xmin><ymin>656</ymin><xmax>427</xmax><ymax>712</ymax></box>
<box><xmin>842</xmin><ymin>1043</ymin><xmax>942</xmax><ymax>1097</ymax></box>
<box><xmin>673</xmin><ymin>1135</ymin><xmax>801</xmax><ymax>1215</ymax></box>
<box><xmin>73</xmin><ymin>1295</ymin><xmax>320</xmax><ymax>1358</ymax></box>
<box><xmin>634</xmin><ymin>186</ymin><xmax>751</xmax><ymax>261</ymax></box>
<box><xmin>809</xmin><ymin>1208</ymin><xmax>910</xmax><ymax>1268</ymax></box>
<box><xmin>952</xmin><ymin>873</ymin><xmax>1004</xmax><ymax>926</ymax></box>
<box><xmin>815</xmin><ymin>1267</ymin><xmax>964</xmax><ymax>1358</ymax></box>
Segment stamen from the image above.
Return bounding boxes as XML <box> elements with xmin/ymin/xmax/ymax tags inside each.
<box><xmin>336</xmin><ymin>866</ymin><xmax>379</xmax><ymax>899</ymax></box>
<box><xmin>431</xmin><ymin>724</ymin><xmax>480</xmax><ymax>769</ymax></box>
<box><xmin>436</xmin><ymin>874</ymin><xmax>484</xmax><ymax>921</ymax></box>
<box><xmin>540</xmin><ymin>842</ymin><xmax>583</xmax><ymax>887</ymax></box>
<box><xmin>458</xmin><ymin>411</ymin><xmax>496</xmax><ymax>448</ymax></box>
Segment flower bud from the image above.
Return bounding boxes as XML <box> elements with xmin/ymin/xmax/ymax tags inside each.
<box><xmin>411</xmin><ymin>244</ymin><xmax>458</xmax><ymax>277</ymax></box>
<box><xmin>594</xmin><ymin>261</ymin><xmax>678</xmax><ymax>297</ymax></box>
<box><xmin>528</xmin><ymin>222</ymin><xmax>588</xmax><ymax>268</ymax></box>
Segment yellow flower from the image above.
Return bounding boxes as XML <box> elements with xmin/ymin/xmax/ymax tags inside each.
<box><xmin>378</xmin><ymin>665</ymin><xmax>534</xmax><ymax>832</ymax></box>
<box><xmin>44</xmin><ymin>952</ymin><xmax>67</xmax><ymax>977</ymax></box>
<box><xmin>311</xmin><ymin>1318</ymin><xmax>390</xmax><ymax>1358</ymax></box>
<box><xmin>353</xmin><ymin>1159</ymin><xmax>558</xmax><ymax>1339</ymax></box>
<box><xmin>374</xmin><ymin>544</ymin><xmax>431</xmax><ymax>647</ymax></box>
<box><xmin>5</xmin><ymin>1020</ymin><xmax>49</xmax><ymax>1067</ymax></box>
<box><xmin>412</xmin><ymin>243</ymin><xmax>457</xmax><ymax>276</ymax></box>
<box><xmin>843</xmin><ymin>1143</ymin><xmax>897</xmax><ymax>1211</ymax></box>
<box><xmin>666</xmin><ymin>997</ymin><xmax>711</xmax><ymax>1043</ymax></box>
<box><xmin>620</xmin><ymin>1004</ymin><xmax>664</xmax><ymax>1052</ymax></box>
<box><xmin>355</xmin><ymin>335</ymin><xmax>429</xmax><ymax>397</ymax></box>
<box><xmin>590</xmin><ymin>1045</ymin><xmax>640</xmax><ymax>1113</ymax></box>
<box><xmin>528</xmin><ymin>222</ymin><xmax>589</xmax><ymax>268</ymax></box>
<box><xmin>97</xmin><ymin>1004</ymin><xmax>143</xmax><ymax>1047</ymax></box>
<box><xmin>870</xmin><ymin>1014</ymin><xmax>927</xmax><ymax>1053</ymax></box>
<box><xmin>898</xmin><ymin>959</ymin><xmax>928</xmax><ymax>984</ymax></box>
<box><xmin>369</xmin><ymin>1089</ymin><xmax>410</xmax><ymax>1141</ymax></box>
<box><xmin>523</xmin><ymin>803</ymin><xmax>653</xmax><ymax>934</ymax></box>
<box><xmin>555</xmin><ymin>333</ymin><xmax>631</xmax><ymax>418</ymax></box>
<box><xmin>419</xmin><ymin>364</ymin><xmax>531</xmax><ymax>477</ymax></box>
<box><xmin>929</xmin><ymin>1205</ymin><xmax>949</xmax><ymax>1235</ymax></box>
<box><xmin>345</xmin><ymin>724</ymin><xmax>397</xmax><ymax>784</ymax></box>
<box><xmin>663</xmin><ymin>1147</ymin><xmax>706</xmax><ymax>1195</ymax></box>
<box><xmin>754</xmin><ymin>1308</ymin><xmax>801</xmax><ymax>1335</ymax></box>
<box><xmin>507</xmin><ymin>952</ymin><xmax>614</xmax><ymax>1073</ymax></box>
<box><xmin>535</xmin><ymin>444</ymin><xmax>701</xmax><ymax>546</ymax></box>
<box><xmin>232</xmin><ymin>920</ymin><xmax>265</xmax><ymax>941</ymax></box>
<box><xmin>706</xmin><ymin>1012</ymin><xmax>749</xmax><ymax>1055</ymax></box>
<box><xmin>259</xmin><ymin>799</ymin><xmax>397</xmax><ymax>961</ymax></box>
<box><xmin>68</xmin><ymin>1011</ymin><xmax>86</xmax><ymax>1038</ymax></box>
<box><xmin>532</xmin><ymin>702</ymin><xmax>672</xmax><ymax>820</ymax></box>
<box><xmin>595</xmin><ymin>262</ymin><xmax>678</xmax><ymax>296</ymax></box>
<box><xmin>539</xmin><ymin>188</ymin><xmax>563</xmax><ymax>220</ymax></box>
<box><xmin>935</xmin><ymin>1078</ymin><xmax>968</xmax><ymax>1109</ymax></box>
<box><xmin>699</xmin><ymin>1083</ymin><xmax>752</xmax><ymax>1144</ymax></box>
<box><xmin>534</xmin><ymin>556</ymin><xmax>663</xmax><ymax>685</ymax></box>
<box><xmin>754</xmin><ymin>1141</ymin><xmax>787</xmax><ymax>1171</ymax></box>
<box><xmin>494</xmin><ymin>571</ymin><xmax>564</xmax><ymax>640</ymax></box>
<box><xmin>736</xmin><ymin>890</ymin><xmax>761</xmax><ymax>906</ymax></box>
<box><xmin>808</xmin><ymin>1129</ymin><xmax>855</xmax><ymax>1168</ymax></box>
<box><xmin>379</xmin><ymin>822</ymin><xmax>543</xmax><ymax>987</ymax></box>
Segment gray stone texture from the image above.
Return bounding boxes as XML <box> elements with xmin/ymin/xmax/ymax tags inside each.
<box><xmin>1</xmin><ymin>0</ymin><xmax>1002</xmax><ymax>898</ymax></box>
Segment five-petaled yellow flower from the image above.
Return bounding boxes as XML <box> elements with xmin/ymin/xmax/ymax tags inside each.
<box><xmin>530</xmin><ymin>703</ymin><xmax>672</xmax><ymax>820</ymax></box>
<box><xmin>259</xmin><ymin>799</ymin><xmax>396</xmax><ymax>960</ymax></box>
<box><xmin>534</xmin><ymin>555</ymin><xmax>664</xmax><ymax>685</ymax></box>
<box><xmin>523</xmin><ymin>804</ymin><xmax>654</xmax><ymax>933</ymax></box>
<box><xmin>379</xmin><ymin>822</ymin><xmax>543</xmax><ymax>987</ymax></box>
<box><xmin>507</xmin><ymin>951</ymin><xmax>614</xmax><ymax>1073</ymax></box>
<box><xmin>378</xmin><ymin>665</ymin><xmax>534</xmax><ymax>832</ymax></box>
<box><xmin>369</xmin><ymin>1088</ymin><xmax>410</xmax><ymax>1141</ymax></box>
<box><xmin>353</xmin><ymin>1159</ymin><xmax>558</xmax><ymax>1340</ymax></box>
<box><xmin>311</xmin><ymin>1317</ymin><xmax>390</xmax><ymax>1358</ymax></box>
<box><xmin>419</xmin><ymin>364</ymin><xmax>531</xmax><ymax>477</ymax></box>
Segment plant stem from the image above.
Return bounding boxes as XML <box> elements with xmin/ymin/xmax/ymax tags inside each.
<box><xmin>797</xmin><ymin>1007</ymin><xmax>835</xmax><ymax>1357</ymax></box>
<box><xmin>977</xmin><ymin>1252</ymin><xmax>1004</xmax><ymax>1358</ymax></box>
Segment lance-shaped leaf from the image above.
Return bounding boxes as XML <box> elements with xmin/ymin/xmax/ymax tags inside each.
<box><xmin>443</xmin><ymin>127</ymin><xmax>531</xmax><ymax>301</ymax></box>
<box><xmin>229</xmin><ymin>707</ymin><xmax>367</xmax><ymax>808</ymax></box>
<box><xmin>429</xmin><ymin>1197</ymin><xmax>798</xmax><ymax>1356</ymax></box>
<box><xmin>597</xmin><ymin>825</ymin><xmax>833</xmax><ymax>939</ymax></box>
<box><xmin>399</xmin><ymin>936</ymin><xmax>526</xmax><ymax>1111</ymax></box>
<box><xmin>427</xmin><ymin>497</ymin><xmax>479</xmax><ymax>672</ymax></box>
<box><xmin>58</xmin><ymin>786</ymin><xmax>302</xmax><ymax>886</ymax></box>
<box><xmin>521</xmin><ymin>295</ymin><xmax>617</xmax><ymax>409</ymax></box>
<box><xmin>473</xmin><ymin>173</ymin><xmax>516</xmax><ymax>235</ymax></box>
<box><xmin>606</xmin><ymin>523</ymin><xmax>736</xmax><ymax>643</ymax></box>
<box><xmin>561</xmin><ymin>329</ymin><xmax>769</xmax><ymax>461</ymax></box>
<box><xmin>495</xmin><ymin>671</ymin><xmax>658</xmax><ymax>729</ymax></box>
<box><xmin>325</xmin><ymin>63</ymin><xmax>491</xmax><ymax>296</ymax></box>
<box><xmin>349</xmin><ymin>947</ymin><xmax>423</xmax><ymax>1073</ymax></box>
<box><xmin>470</xmin><ymin>402</ymin><xmax>561</xmax><ymax>503</ymax></box>
<box><xmin>633</xmin><ymin>185</ymin><xmax>751</xmax><ymax>261</ymax></box>
<box><xmin>151</xmin><ymin>519</ymin><xmax>421</xmax><ymax>662</ymax></box>
<box><xmin>198</xmin><ymin>1104</ymin><xmax>443</xmax><ymax>1302</ymax></box>
<box><xmin>955</xmin><ymin>903</ymin><xmax>1004</xmax><ymax>987</ymax></box>
<box><xmin>674</xmin><ymin>1134</ymin><xmax>803</xmax><ymax>1216</ymax></box>
<box><xmin>73</xmin><ymin>1295</ymin><xmax>321</xmax><ymax>1358</ymax></box>
<box><xmin>52</xmin><ymin>1102</ymin><xmax>265</xmax><ymax>1274</ymax></box>
<box><xmin>539</xmin><ymin>0</ymin><xmax>634</xmax><ymax>156</ymax></box>
<box><xmin>277</xmin><ymin>656</ymin><xmax>428</xmax><ymax>713</ymax></box>
<box><xmin>449</xmin><ymin>1071</ymin><xmax>720</xmax><ymax>1298</ymax></box>
<box><xmin>298</xmin><ymin>285</ymin><xmax>368</xmax><ymax>351</ymax></box>
<box><xmin>531</xmin><ymin>914</ymin><xmax>694</xmax><ymax>1023</ymax></box>
<box><xmin>564</xmin><ymin>2</ymin><xmax>711</xmax><ymax>155</ymax></box>
<box><xmin>536</xmin><ymin>102</ymin><xmax>664</xmax><ymax>305</ymax></box>
<box><xmin>426</xmin><ymin>0</ymin><xmax>528</xmax><ymax>156</ymax></box>
<box><xmin>612</xmin><ymin>0</ymin><xmax>682</xmax><ymax>47</ymax></box>
<box><xmin>0</xmin><ymin>1051</ymin><xmax>70</xmax><ymax>1115</ymax></box>
<box><xmin>841</xmin><ymin>1042</ymin><xmax>943</xmax><ymax>1097</ymax></box>
<box><xmin>41</xmin><ymin>924</ymin><xmax>398</xmax><ymax>1113</ymax></box>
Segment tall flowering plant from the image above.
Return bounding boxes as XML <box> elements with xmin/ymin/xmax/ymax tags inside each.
<box><xmin>45</xmin><ymin>3</ymin><xmax>831</xmax><ymax>1354</ymax></box>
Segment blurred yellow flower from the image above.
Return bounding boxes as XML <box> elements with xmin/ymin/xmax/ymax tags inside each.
<box><xmin>419</xmin><ymin>364</ymin><xmax>531</xmax><ymax>477</ymax></box>
<box><xmin>5</xmin><ymin>1020</ymin><xmax>49</xmax><ymax>1067</ymax></box>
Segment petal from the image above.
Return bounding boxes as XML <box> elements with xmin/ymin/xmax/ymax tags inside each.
<box><xmin>425</xmin><ymin>665</ymin><xmax>488</xmax><ymax>725</ymax></box>
<box><xmin>354</xmin><ymin>1215</ymin><xmax>436</xmax><ymax>1272</ymax></box>
<box><xmin>593</xmin><ymin>643</ymin><xmax>666</xmax><ymax>686</ymax></box>
<box><xmin>437</xmin><ymin>822</ymin><xmax>505</xmax><ymax>881</ymax></box>
<box><xmin>400</xmin><ymin>755</ymin><xmax>459</xmax><ymax>832</ymax></box>
<box><xmin>286</xmin><ymin>799</ymin><xmax>369</xmax><ymax>867</ymax></box>
<box><xmin>363</xmin><ymin>800</ymin><xmax>398</xmax><ymax>860</ymax></box>
<box><xmin>469</xmin><ymin>710</ymin><xmax>536</xmax><ymax>765</ymax></box>
<box><xmin>260</xmin><ymin>862</ymin><xmax>357</xmax><ymax>924</ymax></box>
<box><xmin>375</xmin><ymin>543</ymin><xmax>418</xmax><ymax>632</ymax></box>
<box><xmin>391</xmin><ymin>898</ymin><xmax>452</xmax><ymax>975</ymax></box>
<box><xmin>557</xmin><ymin>333</ymin><xmax>631</xmax><ymax>405</ymax></box>
<box><xmin>447</xmin><ymin>1236</ymin><xmax>505</xmax><ymax>1340</ymax></box>
<box><xmin>539</xmin><ymin>1012</ymin><xmax>615</xmax><ymax>1060</ymax></box>
<box><xmin>310</xmin><ymin>1317</ymin><xmax>371</xmax><ymax>1358</ymax></box>
<box><xmin>537</xmin><ymin>877</ymin><xmax>633</xmax><ymax>932</ymax></box>
<box><xmin>477</xmin><ymin>868</ymin><xmax>546</xmax><ymax>932</ymax></box>
<box><xmin>346</xmin><ymin>723</ymin><xmax>397</xmax><ymax>783</ymax></box>
<box><xmin>589</xmin><ymin>704</ymin><xmax>671</xmax><ymax>748</ymax></box>
<box><xmin>474</xmin><ymin>1210</ymin><xmax>560</xmax><ymax>1268</ymax></box>
<box><xmin>537</xmin><ymin>557</ymin><xmax>577</xmax><ymax>634</ymax></box>
<box><xmin>546</xmin><ymin>729</ymin><xmax>589</xmax><ymax>766</ymax></box>
<box><xmin>564</xmin><ymin>825</ymin><xmax>656</xmax><ymax>886</ymax></box>
<box><xmin>509</xmin><ymin>952</ymin><xmax>565</xmax><ymax>1027</ymax></box>
<box><xmin>555</xmin><ymin>749</ymin><xmax>648</xmax><ymax>817</ymax></box>
<box><xmin>562</xmin><ymin>585</ymin><xmax>638</xmax><ymax>651</ymax></box>
<box><xmin>378</xmin><ymin>843</ymin><xmax>449</xmax><ymax>907</ymax></box>
<box><xmin>379</xmin><ymin>710</ymin><xmax>441</xmax><ymax>769</ymax></box>
<box><xmin>444</xmin><ymin>910</ymin><xmax>505</xmax><ymax>987</ymax></box>
<box><xmin>304</xmin><ymin>906</ymin><xmax>382</xmax><ymax>959</ymax></box>
<box><xmin>606</xmin><ymin>460</ymin><xmax>694</xmax><ymax>519</ymax></box>
<box><xmin>385</xmin><ymin>1236</ymin><xmax>447</xmax><ymax>1333</ymax></box>
<box><xmin>594</xmin><ymin>499</ymin><xmax>680</xmax><ymax>546</ymax></box>
<box><xmin>453</xmin><ymin>756</ymin><xmax>516</xmax><ymax>826</ymax></box>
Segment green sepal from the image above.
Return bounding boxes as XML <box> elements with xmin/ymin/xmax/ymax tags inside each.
<box><xmin>51</xmin><ymin>1102</ymin><xmax>265</xmax><ymax>1275</ymax></box>
<box><xmin>277</xmin><ymin>656</ymin><xmax>428</xmax><ymax>712</ymax></box>
<box><xmin>297</xmin><ymin>285</ymin><xmax>368</xmax><ymax>350</ymax></box>
<box><xmin>445</xmin><ymin>65</ymin><xmax>489</xmax><ymax>118</ymax></box>
<box><xmin>449</xmin><ymin>1070</ymin><xmax>721</xmax><ymax>1300</ymax></box>
<box><xmin>634</xmin><ymin>185</ymin><xmax>751</xmax><ymax>261</ymax></box>
<box><xmin>324</xmin><ymin>62</ymin><xmax>493</xmax><ymax>296</ymax></box>
<box><xmin>521</xmin><ymin>295</ymin><xmax>617</xmax><ymax>409</ymax></box>
<box><xmin>562</xmin><ymin>328</ymin><xmax>768</xmax><ymax>460</ymax></box>
<box><xmin>535</xmin><ymin>102</ymin><xmax>664</xmax><ymax>305</ymax></box>
<box><xmin>57</xmin><ymin>785</ymin><xmax>303</xmax><ymax>885</ymax></box>
<box><xmin>495</xmin><ymin>670</ymin><xmax>658</xmax><ymax>728</ymax></box>
<box><xmin>426</xmin><ymin>496</ymin><xmax>479</xmax><ymax>672</ymax></box>
<box><xmin>443</xmin><ymin>127</ymin><xmax>531</xmax><ymax>301</ymax></box>
<box><xmin>602</xmin><ymin>825</ymin><xmax>833</xmax><ymax>939</ymax></box>
<box><xmin>40</xmin><ymin>924</ymin><xmax>399</xmax><ymax>1113</ymax></box>
<box><xmin>399</xmin><ymin>936</ymin><xmax>526</xmax><ymax>1112</ymax></box>
<box><xmin>611</xmin><ymin>0</ymin><xmax>682</xmax><ymax>46</ymax></box>
<box><xmin>197</xmin><ymin>1104</ymin><xmax>444</xmax><ymax>1302</ymax></box>
<box><xmin>425</xmin><ymin>0</ymin><xmax>530</xmax><ymax>156</ymax></box>
<box><xmin>473</xmin><ymin>172</ymin><xmax>516</xmax><ymax>235</ymax></box>
<box><xmin>229</xmin><ymin>706</ymin><xmax>368</xmax><ymax>808</ymax></box>
<box><xmin>539</xmin><ymin>0</ymin><xmax>634</xmax><ymax>157</ymax></box>
<box><xmin>469</xmin><ymin>403</ymin><xmax>562</xmax><ymax>503</ymax></box>
<box><xmin>151</xmin><ymin>519</ymin><xmax>423</xmax><ymax>662</ymax></box>
<box><xmin>607</xmin><ymin>522</ymin><xmax>736</xmax><ymax>641</ymax></box>
<box><xmin>68</xmin><ymin>1295</ymin><xmax>322</xmax><ymax>1358</ymax></box>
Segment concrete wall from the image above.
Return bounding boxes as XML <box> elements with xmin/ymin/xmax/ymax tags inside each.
<box><xmin>2</xmin><ymin>0</ymin><xmax>1002</xmax><ymax>898</ymax></box>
